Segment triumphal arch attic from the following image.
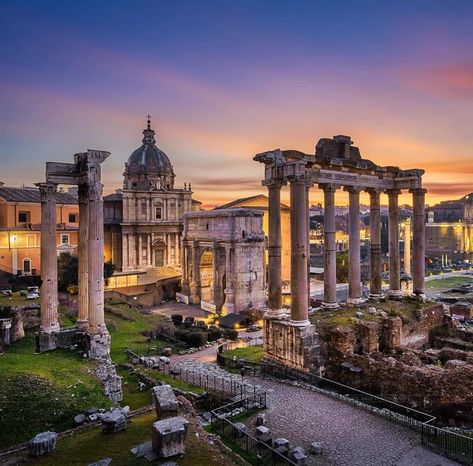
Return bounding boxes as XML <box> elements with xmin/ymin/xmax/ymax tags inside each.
<box><xmin>255</xmin><ymin>135</ymin><xmax>426</xmax><ymax>372</ymax></box>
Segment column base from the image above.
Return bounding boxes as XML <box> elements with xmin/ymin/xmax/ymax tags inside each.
<box><xmin>76</xmin><ymin>319</ymin><xmax>89</xmax><ymax>330</ymax></box>
<box><xmin>36</xmin><ymin>330</ymin><xmax>59</xmax><ymax>353</ymax></box>
<box><xmin>321</xmin><ymin>301</ymin><xmax>340</xmax><ymax>310</ymax></box>
<box><xmin>265</xmin><ymin>309</ymin><xmax>287</xmax><ymax>319</ymax></box>
<box><xmin>369</xmin><ymin>293</ymin><xmax>383</xmax><ymax>300</ymax></box>
<box><xmin>346</xmin><ymin>297</ymin><xmax>366</xmax><ymax>306</ymax></box>
<box><xmin>40</xmin><ymin>323</ymin><xmax>60</xmax><ymax>334</ymax></box>
<box><xmin>87</xmin><ymin>330</ymin><xmax>111</xmax><ymax>358</ymax></box>
<box><xmin>387</xmin><ymin>289</ymin><xmax>403</xmax><ymax>298</ymax></box>
<box><xmin>411</xmin><ymin>293</ymin><xmax>427</xmax><ymax>302</ymax></box>
<box><xmin>289</xmin><ymin>319</ymin><xmax>311</xmax><ymax>327</ymax></box>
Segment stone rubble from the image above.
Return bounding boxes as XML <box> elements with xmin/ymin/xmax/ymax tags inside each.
<box><xmin>152</xmin><ymin>384</ymin><xmax>179</xmax><ymax>419</ymax></box>
<box><xmin>28</xmin><ymin>431</ymin><xmax>57</xmax><ymax>457</ymax></box>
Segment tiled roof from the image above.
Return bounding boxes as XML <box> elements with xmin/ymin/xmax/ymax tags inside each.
<box><xmin>0</xmin><ymin>186</ymin><xmax>77</xmax><ymax>204</ymax></box>
<box><xmin>104</xmin><ymin>192</ymin><xmax>123</xmax><ymax>202</ymax></box>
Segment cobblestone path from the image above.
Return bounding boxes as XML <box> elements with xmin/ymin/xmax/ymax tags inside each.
<box><xmin>251</xmin><ymin>378</ymin><xmax>459</xmax><ymax>466</ymax></box>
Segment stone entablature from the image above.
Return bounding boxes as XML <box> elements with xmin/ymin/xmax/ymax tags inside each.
<box><xmin>182</xmin><ymin>209</ymin><xmax>265</xmax><ymax>314</ymax></box>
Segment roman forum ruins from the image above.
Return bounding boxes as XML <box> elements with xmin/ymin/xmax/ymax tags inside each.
<box><xmin>37</xmin><ymin>149</ymin><xmax>110</xmax><ymax>357</ymax></box>
<box><xmin>255</xmin><ymin>135</ymin><xmax>426</xmax><ymax>372</ymax></box>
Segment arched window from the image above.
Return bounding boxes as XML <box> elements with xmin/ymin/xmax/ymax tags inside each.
<box><xmin>23</xmin><ymin>258</ymin><xmax>31</xmax><ymax>275</ymax></box>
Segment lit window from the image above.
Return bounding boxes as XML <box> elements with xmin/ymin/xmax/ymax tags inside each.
<box><xmin>61</xmin><ymin>234</ymin><xmax>69</xmax><ymax>244</ymax></box>
<box><xmin>23</xmin><ymin>258</ymin><xmax>31</xmax><ymax>274</ymax></box>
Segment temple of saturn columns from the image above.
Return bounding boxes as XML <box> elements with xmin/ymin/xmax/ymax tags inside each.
<box><xmin>37</xmin><ymin>149</ymin><xmax>111</xmax><ymax>357</ymax></box>
<box><xmin>255</xmin><ymin>135</ymin><xmax>426</xmax><ymax>372</ymax></box>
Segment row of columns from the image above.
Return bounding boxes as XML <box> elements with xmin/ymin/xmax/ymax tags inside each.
<box><xmin>39</xmin><ymin>181</ymin><xmax>106</xmax><ymax>335</ymax></box>
<box><xmin>266</xmin><ymin>178</ymin><xmax>426</xmax><ymax>323</ymax></box>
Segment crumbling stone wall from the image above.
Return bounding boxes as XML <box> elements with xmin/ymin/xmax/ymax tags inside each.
<box><xmin>401</xmin><ymin>304</ymin><xmax>444</xmax><ymax>349</ymax></box>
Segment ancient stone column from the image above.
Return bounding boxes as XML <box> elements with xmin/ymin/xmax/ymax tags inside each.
<box><xmin>77</xmin><ymin>184</ymin><xmax>89</xmax><ymax>329</ymax></box>
<box><xmin>368</xmin><ymin>189</ymin><xmax>382</xmax><ymax>297</ymax></box>
<box><xmin>404</xmin><ymin>218</ymin><xmax>411</xmax><ymax>276</ymax></box>
<box><xmin>387</xmin><ymin>189</ymin><xmax>402</xmax><ymax>295</ymax></box>
<box><xmin>345</xmin><ymin>187</ymin><xmax>363</xmax><ymax>304</ymax></box>
<box><xmin>223</xmin><ymin>244</ymin><xmax>235</xmax><ymax>314</ymax></box>
<box><xmin>211</xmin><ymin>242</ymin><xmax>221</xmax><ymax>306</ymax></box>
<box><xmin>38</xmin><ymin>183</ymin><xmax>60</xmax><ymax>333</ymax></box>
<box><xmin>289</xmin><ymin>178</ymin><xmax>309</xmax><ymax>326</ymax></box>
<box><xmin>266</xmin><ymin>180</ymin><xmax>285</xmax><ymax>318</ymax></box>
<box><xmin>87</xmin><ymin>181</ymin><xmax>107</xmax><ymax>335</ymax></box>
<box><xmin>321</xmin><ymin>184</ymin><xmax>339</xmax><ymax>309</ymax></box>
<box><xmin>411</xmin><ymin>188</ymin><xmax>426</xmax><ymax>295</ymax></box>
<box><xmin>181</xmin><ymin>242</ymin><xmax>189</xmax><ymax>294</ymax></box>
<box><xmin>190</xmin><ymin>241</ymin><xmax>201</xmax><ymax>303</ymax></box>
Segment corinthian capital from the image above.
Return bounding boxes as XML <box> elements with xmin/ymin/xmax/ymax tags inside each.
<box><xmin>36</xmin><ymin>182</ymin><xmax>57</xmax><ymax>202</ymax></box>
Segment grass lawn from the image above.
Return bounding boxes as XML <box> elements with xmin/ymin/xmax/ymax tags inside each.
<box><xmin>0</xmin><ymin>332</ymin><xmax>112</xmax><ymax>449</ymax></box>
<box><xmin>12</xmin><ymin>412</ymin><xmax>242</xmax><ymax>466</ymax></box>
<box><xmin>0</xmin><ymin>291</ymin><xmax>40</xmax><ymax>307</ymax></box>
<box><xmin>425</xmin><ymin>276</ymin><xmax>473</xmax><ymax>292</ymax></box>
<box><xmin>221</xmin><ymin>345</ymin><xmax>265</xmax><ymax>363</ymax></box>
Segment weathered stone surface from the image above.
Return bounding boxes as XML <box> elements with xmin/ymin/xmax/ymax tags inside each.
<box><xmin>274</xmin><ymin>437</ymin><xmax>289</xmax><ymax>454</ymax></box>
<box><xmin>101</xmin><ymin>408</ymin><xmax>127</xmax><ymax>433</ymax></box>
<box><xmin>152</xmin><ymin>416</ymin><xmax>189</xmax><ymax>458</ymax></box>
<box><xmin>95</xmin><ymin>356</ymin><xmax>123</xmax><ymax>403</ymax></box>
<box><xmin>152</xmin><ymin>385</ymin><xmax>179</xmax><ymax>419</ymax></box>
<box><xmin>0</xmin><ymin>318</ymin><xmax>12</xmax><ymax>346</ymax></box>
<box><xmin>255</xmin><ymin>413</ymin><xmax>266</xmax><ymax>426</ymax></box>
<box><xmin>162</xmin><ymin>347</ymin><xmax>173</xmax><ymax>357</ymax></box>
<box><xmin>255</xmin><ymin>425</ymin><xmax>272</xmax><ymax>445</ymax></box>
<box><xmin>310</xmin><ymin>441</ymin><xmax>322</xmax><ymax>454</ymax></box>
<box><xmin>9</xmin><ymin>309</ymin><xmax>25</xmax><ymax>343</ymax></box>
<box><xmin>87</xmin><ymin>458</ymin><xmax>112</xmax><ymax>466</ymax></box>
<box><xmin>28</xmin><ymin>431</ymin><xmax>57</xmax><ymax>457</ymax></box>
<box><xmin>74</xmin><ymin>414</ymin><xmax>87</xmax><ymax>425</ymax></box>
<box><xmin>290</xmin><ymin>446</ymin><xmax>307</xmax><ymax>465</ymax></box>
<box><xmin>233</xmin><ymin>422</ymin><xmax>246</xmax><ymax>438</ymax></box>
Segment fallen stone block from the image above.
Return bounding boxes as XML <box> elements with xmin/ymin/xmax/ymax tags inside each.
<box><xmin>310</xmin><ymin>441</ymin><xmax>322</xmax><ymax>454</ymax></box>
<box><xmin>101</xmin><ymin>408</ymin><xmax>127</xmax><ymax>433</ymax></box>
<box><xmin>255</xmin><ymin>413</ymin><xmax>266</xmax><ymax>426</ymax></box>
<box><xmin>152</xmin><ymin>416</ymin><xmax>189</xmax><ymax>458</ymax></box>
<box><xmin>28</xmin><ymin>431</ymin><xmax>57</xmax><ymax>457</ymax></box>
<box><xmin>152</xmin><ymin>385</ymin><xmax>179</xmax><ymax>419</ymax></box>
<box><xmin>274</xmin><ymin>437</ymin><xmax>289</xmax><ymax>453</ymax></box>
<box><xmin>255</xmin><ymin>425</ymin><xmax>272</xmax><ymax>446</ymax></box>
<box><xmin>233</xmin><ymin>422</ymin><xmax>247</xmax><ymax>438</ymax></box>
<box><xmin>74</xmin><ymin>414</ymin><xmax>87</xmax><ymax>425</ymax></box>
<box><xmin>87</xmin><ymin>458</ymin><xmax>112</xmax><ymax>466</ymax></box>
<box><xmin>291</xmin><ymin>446</ymin><xmax>307</xmax><ymax>466</ymax></box>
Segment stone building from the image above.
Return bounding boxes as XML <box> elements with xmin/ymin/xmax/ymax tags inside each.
<box><xmin>428</xmin><ymin>192</ymin><xmax>473</xmax><ymax>222</ymax></box>
<box><xmin>0</xmin><ymin>184</ymin><xmax>78</xmax><ymax>283</ymax></box>
<box><xmin>104</xmin><ymin>118</ymin><xmax>200</xmax><ymax>274</ymax></box>
<box><xmin>215</xmin><ymin>194</ymin><xmax>291</xmax><ymax>282</ymax></box>
<box><xmin>181</xmin><ymin>208</ymin><xmax>266</xmax><ymax>314</ymax></box>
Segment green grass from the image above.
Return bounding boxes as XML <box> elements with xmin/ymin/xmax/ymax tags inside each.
<box><xmin>425</xmin><ymin>276</ymin><xmax>473</xmax><ymax>292</ymax></box>
<box><xmin>0</xmin><ymin>291</ymin><xmax>40</xmax><ymax>307</ymax></box>
<box><xmin>222</xmin><ymin>345</ymin><xmax>265</xmax><ymax>363</ymax></box>
<box><xmin>13</xmin><ymin>412</ymin><xmax>241</xmax><ymax>466</ymax></box>
<box><xmin>0</xmin><ymin>332</ymin><xmax>112</xmax><ymax>449</ymax></box>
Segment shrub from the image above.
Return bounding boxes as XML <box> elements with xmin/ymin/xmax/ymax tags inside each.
<box><xmin>184</xmin><ymin>316</ymin><xmax>195</xmax><ymax>327</ymax></box>
<box><xmin>171</xmin><ymin>314</ymin><xmax>183</xmax><ymax>325</ymax></box>
<box><xmin>208</xmin><ymin>325</ymin><xmax>222</xmax><ymax>341</ymax></box>
<box><xmin>175</xmin><ymin>329</ymin><xmax>190</xmax><ymax>343</ymax></box>
<box><xmin>188</xmin><ymin>331</ymin><xmax>207</xmax><ymax>348</ymax></box>
<box><xmin>224</xmin><ymin>329</ymin><xmax>238</xmax><ymax>341</ymax></box>
<box><xmin>195</xmin><ymin>320</ymin><xmax>208</xmax><ymax>331</ymax></box>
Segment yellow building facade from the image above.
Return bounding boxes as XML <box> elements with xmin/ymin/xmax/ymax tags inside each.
<box><xmin>0</xmin><ymin>185</ymin><xmax>79</xmax><ymax>282</ymax></box>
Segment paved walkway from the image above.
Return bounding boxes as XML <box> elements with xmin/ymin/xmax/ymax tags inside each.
<box><xmin>251</xmin><ymin>377</ymin><xmax>459</xmax><ymax>466</ymax></box>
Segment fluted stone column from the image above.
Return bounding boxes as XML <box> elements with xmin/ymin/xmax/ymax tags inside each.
<box><xmin>38</xmin><ymin>183</ymin><xmax>60</xmax><ymax>333</ymax></box>
<box><xmin>387</xmin><ymin>189</ymin><xmax>402</xmax><ymax>296</ymax></box>
<box><xmin>222</xmin><ymin>244</ymin><xmax>235</xmax><ymax>314</ymax></box>
<box><xmin>321</xmin><ymin>184</ymin><xmax>339</xmax><ymax>309</ymax></box>
<box><xmin>211</xmin><ymin>242</ymin><xmax>221</xmax><ymax>306</ymax></box>
<box><xmin>411</xmin><ymin>188</ymin><xmax>426</xmax><ymax>295</ymax></box>
<box><xmin>190</xmin><ymin>241</ymin><xmax>201</xmax><ymax>303</ymax></box>
<box><xmin>181</xmin><ymin>242</ymin><xmax>190</xmax><ymax>294</ymax></box>
<box><xmin>88</xmin><ymin>181</ymin><xmax>107</xmax><ymax>335</ymax></box>
<box><xmin>77</xmin><ymin>184</ymin><xmax>89</xmax><ymax>329</ymax></box>
<box><xmin>266</xmin><ymin>180</ymin><xmax>285</xmax><ymax>318</ymax></box>
<box><xmin>404</xmin><ymin>218</ymin><xmax>411</xmax><ymax>276</ymax></box>
<box><xmin>368</xmin><ymin>189</ymin><xmax>382</xmax><ymax>297</ymax></box>
<box><xmin>289</xmin><ymin>178</ymin><xmax>309</xmax><ymax>326</ymax></box>
<box><xmin>345</xmin><ymin>187</ymin><xmax>363</xmax><ymax>304</ymax></box>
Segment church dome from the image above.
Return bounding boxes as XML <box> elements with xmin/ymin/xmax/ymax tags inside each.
<box><xmin>123</xmin><ymin>117</ymin><xmax>175</xmax><ymax>191</ymax></box>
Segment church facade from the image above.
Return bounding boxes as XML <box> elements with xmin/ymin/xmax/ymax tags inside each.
<box><xmin>104</xmin><ymin>118</ymin><xmax>200</xmax><ymax>273</ymax></box>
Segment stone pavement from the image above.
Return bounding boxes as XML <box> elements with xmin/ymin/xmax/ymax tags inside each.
<box><xmin>250</xmin><ymin>378</ymin><xmax>459</xmax><ymax>466</ymax></box>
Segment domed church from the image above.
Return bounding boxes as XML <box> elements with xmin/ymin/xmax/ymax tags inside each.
<box><xmin>104</xmin><ymin>117</ymin><xmax>200</xmax><ymax>274</ymax></box>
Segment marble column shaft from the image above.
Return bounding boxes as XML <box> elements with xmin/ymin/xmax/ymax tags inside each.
<box><xmin>411</xmin><ymin>188</ymin><xmax>426</xmax><ymax>295</ymax></box>
<box><xmin>39</xmin><ymin>183</ymin><xmax>60</xmax><ymax>333</ymax></box>
<box><xmin>321</xmin><ymin>185</ymin><xmax>339</xmax><ymax>308</ymax></box>
<box><xmin>77</xmin><ymin>184</ymin><xmax>89</xmax><ymax>329</ymax></box>
<box><xmin>404</xmin><ymin>218</ymin><xmax>411</xmax><ymax>275</ymax></box>
<box><xmin>289</xmin><ymin>179</ymin><xmax>309</xmax><ymax>325</ymax></box>
<box><xmin>387</xmin><ymin>190</ymin><xmax>401</xmax><ymax>294</ymax></box>
<box><xmin>224</xmin><ymin>244</ymin><xmax>234</xmax><ymax>313</ymax></box>
<box><xmin>368</xmin><ymin>190</ymin><xmax>382</xmax><ymax>296</ymax></box>
<box><xmin>88</xmin><ymin>181</ymin><xmax>106</xmax><ymax>334</ymax></box>
<box><xmin>346</xmin><ymin>187</ymin><xmax>362</xmax><ymax>302</ymax></box>
<box><xmin>267</xmin><ymin>182</ymin><xmax>284</xmax><ymax>318</ymax></box>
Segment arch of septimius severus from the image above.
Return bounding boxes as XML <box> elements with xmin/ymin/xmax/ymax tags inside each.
<box><xmin>255</xmin><ymin>135</ymin><xmax>426</xmax><ymax>372</ymax></box>
<box><xmin>37</xmin><ymin>149</ymin><xmax>111</xmax><ymax>357</ymax></box>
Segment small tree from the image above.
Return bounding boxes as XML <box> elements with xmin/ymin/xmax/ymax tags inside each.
<box><xmin>57</xmin><ymin>253</ymin><xmax>78</xmax><ymax>292</ymax></box>
<box><xmin>171</xmin><ymin>314</ymin><xmax>183</xmax><ymax>325</ymax></box>
<box><xmin>188</xmin><ymin>331</ymin><xmax>207</xmax><ymax>348</ymax></box>
<box><xmin>336</xmin><ymin>252</ymin><xmax>349</xmax><ymax>283</ymax></box>
<box><xmin>104</xmin><ymin>260</ymin><xmax>115</xmax><ymax>286</ymax></box>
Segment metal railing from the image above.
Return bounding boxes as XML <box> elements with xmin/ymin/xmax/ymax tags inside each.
<box><xmin>217</xmin><ymin>338</ymin><xmax>264</xmax><ymax>377</ymax></box>
<box><xmin>210</xmin><ymin>392</ymin><xmax>297</xmax><ymax>466</ymax></box>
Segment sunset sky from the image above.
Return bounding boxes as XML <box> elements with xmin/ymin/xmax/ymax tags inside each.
<box><xmin>0</xmin><ymin>1</ymin><xmax>472</xmax><ymax>208</ymax></box>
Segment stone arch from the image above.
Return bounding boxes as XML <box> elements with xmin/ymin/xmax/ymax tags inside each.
<box><xmin>152</xmin><ymin>239</ymin><xmax>166</xmax><ymax>267</ymax></box>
